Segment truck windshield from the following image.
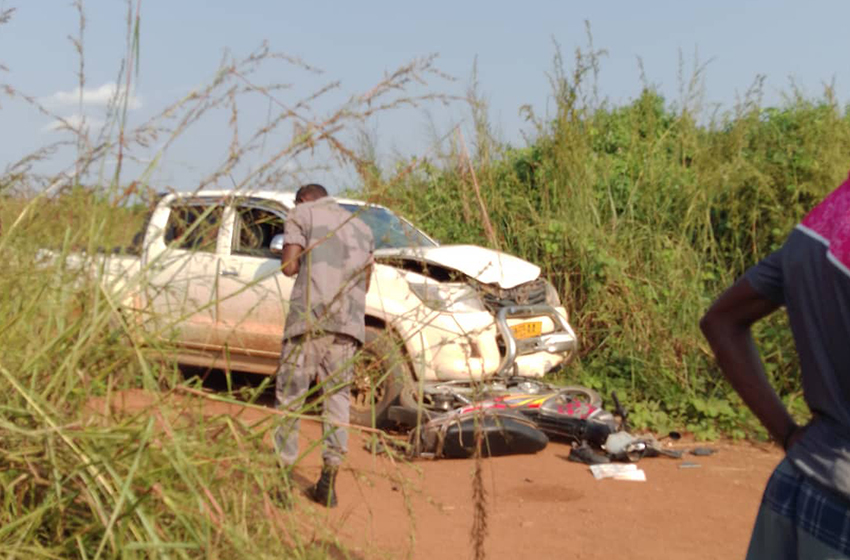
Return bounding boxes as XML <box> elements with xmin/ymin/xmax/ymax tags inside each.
<box><xmin>340</xmin><ymin>204</ymin><xmax>437</xmax><ymax>249</ymax></box>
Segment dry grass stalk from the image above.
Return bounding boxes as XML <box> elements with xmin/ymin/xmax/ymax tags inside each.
<box><xmin>470</xmin><ymin>422</ymin><xmax>489</xmax><ymax>560</ymax></box>
<box><xmin>457</xmin><ymin>127</ymin><xmax>499</xmax><ymax>250</ymax></box>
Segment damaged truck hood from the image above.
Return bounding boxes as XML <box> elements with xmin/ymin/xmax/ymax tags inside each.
<box><xmin>375</xmin><ymin>245</ymin><xmax>541</xmax><ymax>289</ymax></box>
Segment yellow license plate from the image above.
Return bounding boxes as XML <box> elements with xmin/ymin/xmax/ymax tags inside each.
<box><xmin>510</xmin><ymin>321</ymin><xmax>542</xmax><ymax>340</ymax></box>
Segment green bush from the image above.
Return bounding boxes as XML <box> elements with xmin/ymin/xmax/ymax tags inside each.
<box><xmin>361</xmin><ymin>54</ymin><xmax>849</xmax><ymax>438</ymax></box>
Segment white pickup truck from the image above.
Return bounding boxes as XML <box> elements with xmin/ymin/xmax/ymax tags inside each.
<box><xmin>83</xmin><ymin>190</ymin><xmax>578</xmax><ymax>425</ymax></box>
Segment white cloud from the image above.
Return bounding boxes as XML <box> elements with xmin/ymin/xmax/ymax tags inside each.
<box><xmin>42</xmin><ymin>114</ymin><xmax>105</xmax><ymax>133</ymax></box>
<box><xmin>43</xmin><ymin>82</ymin><xmax>142</xmax><ymax>110</ymax></box>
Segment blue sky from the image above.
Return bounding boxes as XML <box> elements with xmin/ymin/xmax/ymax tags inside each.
<box><xmin>1</xmin><ymin>1</ymin><xmax>848</xmax><ymax>193</ymax></box>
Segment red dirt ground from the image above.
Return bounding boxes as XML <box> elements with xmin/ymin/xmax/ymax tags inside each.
<box><xmin>98</xmin><ymin>390</ymin><xmax>781</xmax><ymax>560</ymax></box>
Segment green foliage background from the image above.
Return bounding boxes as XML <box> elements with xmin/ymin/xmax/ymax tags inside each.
<box><xmin>361</xmin><ymin>56</ymin><xmax>850</xmax><ymax>439</ymax></box>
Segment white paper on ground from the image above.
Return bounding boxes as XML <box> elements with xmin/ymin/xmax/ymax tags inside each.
<box><xmin>589</xmin><ymin>464</ymin><xmax>636</xmax><ymax>479</ymax></box>
<box><xmin>589</xmin><ymin>463</ymin><xmax>647</xmax><ymax>481</ymax></box>
<box><xmin>612</xmin><ymin>469</ymin><xmax>646</xmax><ymax>481</ymax></box>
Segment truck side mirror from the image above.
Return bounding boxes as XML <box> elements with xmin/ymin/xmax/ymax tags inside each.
<box><xmin>270</xmin><ymin>233</ymin><xmax>285</xmax><ymax>254</ymax></box>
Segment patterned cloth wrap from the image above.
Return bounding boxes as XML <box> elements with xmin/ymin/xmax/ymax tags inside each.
<box><xmin>747</xmin><ymin>458</ymin><xmax>850</xmax><ymax>560</ymax></box>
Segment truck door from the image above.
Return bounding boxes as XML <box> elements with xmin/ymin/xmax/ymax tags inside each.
<box><xmin>215</xmin><ymin>201</ymin><xmax>291</xmax><ymax>367</ymax></box>
<box><xmin>145</xmin><ymin>200</ymin><xmax>224</xmax><ymax>348</ymax></box>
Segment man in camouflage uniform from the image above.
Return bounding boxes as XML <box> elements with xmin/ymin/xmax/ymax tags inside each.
<box><xmin>274</xmin><ymin>183</ymin><xmax>374</xmax><ymax>507</ymax></box>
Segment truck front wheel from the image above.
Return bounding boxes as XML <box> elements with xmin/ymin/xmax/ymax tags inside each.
<box><xmin>349</xmin><ymin>325</ymin><xmax>410</xmax><ymax>428</ymax></box>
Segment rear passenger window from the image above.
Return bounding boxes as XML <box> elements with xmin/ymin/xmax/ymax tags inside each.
<box><xmin>232</xmin><ymin>206</ymin><xmax>286</xmax><ymax>258</ymax></box>
<box><xmin>164</xmin><ymin>204</ymin><xmax>222</xmax><ymax>252</ymax></box>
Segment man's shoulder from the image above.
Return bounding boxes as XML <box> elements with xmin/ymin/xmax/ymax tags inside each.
<box><xmin>287</xmin><ymin>199</ymin><xmax>313</xmax><ymax>222</ymax></box>
<box><xmin>302</xmin><ymin>197</ymin><xmax>345</xmax><ymax>219</ymax></box>
<box><xmin>294</xmin><ymin>197</ymin><xmax>335</xmax><ymax>211</ymax></box>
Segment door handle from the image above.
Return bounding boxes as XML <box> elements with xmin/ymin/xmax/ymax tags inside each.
<box><xmin>220</xmin><ymin>270</ymin><xmax>239</xmax><ymax>277</ymax></box>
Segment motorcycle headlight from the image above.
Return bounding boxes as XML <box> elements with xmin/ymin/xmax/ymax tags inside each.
<box><xmin>543</xmin><ymin>279</ymin><xmax>562</xmax><ymax>307</ymax></box>
<box><xmin>408</xmin><ymin>281</ymin><xmax>487</xmax><ymax>313</ymax></box>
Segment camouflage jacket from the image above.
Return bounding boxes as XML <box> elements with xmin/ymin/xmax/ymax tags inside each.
<box><xmin>282</xmin><ymin>197</ymin><xmax>374</xmax><ymax>344</ymax></box>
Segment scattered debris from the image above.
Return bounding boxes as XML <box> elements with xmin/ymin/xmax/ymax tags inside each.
<box><xmin>570</xmin><ymin>431</ymin><xmax>682</xmax><ymax>465</ymax></box>
<box><xmin>568</xmin><ymin>443</ymin><xmax>610</xmax><ymax>465</ymax></box>
<box><xmin>690</xmin><ymin>447</ymin><xmax>717</xmax><ymax>457</ymax></box>
<box><xmin>659</xmin><ymin>431</ymin><xmax>683</xmax><ymax>442</ymax></box>
<box><xmin>679</xmin><ymin>462</ymin><xmax>702</xmax><ymax>469</ymax></box>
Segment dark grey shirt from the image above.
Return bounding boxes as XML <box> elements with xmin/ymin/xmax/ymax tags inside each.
<box><xmin>745</xmin><ymin>176</ymin><xmax>850</xmax><ymax>501</ymax></box>
<box><xmin>283</xmin><ymin>197</ymin><xmax>374</xmax><ymax>344</ymax></box>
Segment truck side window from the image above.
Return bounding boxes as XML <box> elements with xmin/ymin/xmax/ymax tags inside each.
<box><xmin>232</xmin><ymin>206</ymin><xmax>286</xmax><ymax>258</ymax></box>
<box><xmin>164</xmin><ymin>204</ymin><xmax>222</xmax><ymax>252</ymax></box>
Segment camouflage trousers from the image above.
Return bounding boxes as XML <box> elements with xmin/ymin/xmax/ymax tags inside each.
<box><xmin>274</xmin><ymin>333</ymin><xmax>356</xmax><ymax>468</ymax></box>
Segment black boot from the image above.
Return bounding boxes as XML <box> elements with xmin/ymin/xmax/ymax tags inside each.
<box><xmin>311</xmin><ymin>466</ymin><xmax>339</xmax><ymax>508</ymax></box>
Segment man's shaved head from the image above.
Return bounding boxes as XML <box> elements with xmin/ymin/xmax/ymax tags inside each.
<box><xmin>295</xmin><ymin>183</ymin><xmax>328</xmax><ymax>204</ymax></box>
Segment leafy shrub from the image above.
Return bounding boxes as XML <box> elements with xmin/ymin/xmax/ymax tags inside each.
<box><xmin>362</xmin><ymin>49</ymin><xmax>847</xmax><ymax>437</ymax></box>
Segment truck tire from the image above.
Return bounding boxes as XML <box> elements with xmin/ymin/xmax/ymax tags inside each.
<box><xmin>349</xmin><ymin>325</ymin><xmax>411</xmax><ymax>428</ymax></box>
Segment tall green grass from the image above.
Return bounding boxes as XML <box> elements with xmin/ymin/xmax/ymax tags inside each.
<box><xmin>0</xmin><ymin>191</ymin><xmax>360</xmax><ymax>559</ymax></box>
<box><xmin>0</xmin><ymin>2</ymin><xmax>453</xmax><ymax>555</ymax></box>
<box><xmin>361</xmin><ymin>47</ymin><xmax>850</xmax><ymax>438</ymax></box>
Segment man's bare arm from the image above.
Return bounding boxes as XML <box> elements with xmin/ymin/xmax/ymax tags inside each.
<box><xmin>281</xmin><ymin>244</ymin><xmax>303</xmax><ymax>277</ymax></box>
<box><xmin>700</xmin><ymin>278</ymin><xmax>800</xmax><ymax>447</ymax></box>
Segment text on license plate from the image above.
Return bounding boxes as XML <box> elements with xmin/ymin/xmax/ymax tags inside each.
<box><xmin>510</xmin><ymin>321</ymin><xmax>542</xmax><ymax>340</ymax></box>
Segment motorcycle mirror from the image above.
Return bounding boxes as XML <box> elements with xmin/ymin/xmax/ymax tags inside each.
<box><xmin>270</xmin><ymin>233</ymin><xmax>285</xmax><ymax>254</ymax></box>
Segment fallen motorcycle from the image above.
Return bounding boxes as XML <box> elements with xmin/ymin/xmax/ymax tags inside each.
<box><xmin>379</xmin><ymin>302</ymin><xmax>679</xmax><ymax>461</ymax></box>
<box><xmin>388</xmin><ymin>385</ymin><xmax>681</xmax><ymax>462</ymax></box>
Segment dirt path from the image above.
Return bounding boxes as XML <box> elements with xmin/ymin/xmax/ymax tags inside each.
<box><xmin>100</xmin><ymin>390</ymin><xmax>780</xmax><ymax>560</ymax></box>
<box><xmin>333</xmin><ymin>429</ymin><xmax>778</xmax><ymax>560</ymax></box>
